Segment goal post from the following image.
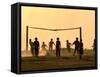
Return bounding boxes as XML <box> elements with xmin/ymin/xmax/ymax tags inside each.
<box><xmin>26</xmin><ymin>26</ymin><xmax>28</xmax><ymax>51</ymax></box>
<box><xmin>26</xmin><ymin>26</ymin><xmax>82</xmax><ymax>51</ymax></box>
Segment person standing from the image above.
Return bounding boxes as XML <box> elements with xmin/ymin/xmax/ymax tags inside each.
<box><xmin>79</xmin><ymin>40</ymin><xmax>84</xmax><ymax>60</ymax></box>
<box><xmin>29</xmin><ymin>39</ymin><xmax>34</xmax><ymax>56</ymax></box>
<box><xmin>33</xmin><ymin>37</ymin><xmax>40</xmax><ymax>57</ymax></box>
<box><xmin>56</xmin><ymin>37</ymin><xmax>61</xmax><ymax>57</ymax></box>
<box><xmin>73</xmin><ymin>37</ymin><xmax>80</xmax><ymax>56</ymax></box>
<box><xmin>40</xmin><ymin>42</ymin><xmax>49</xmax><ymax>56</ymax></box>
<box><xmin>49</xmin><ymin>38</ymin><xmax>55</xmax><ymax>51</ymax></box>
<box><xmin>66</xmin><ymin>40</ymin><xmax>71</xmax><ymax>52</ymax></box>
<box><xmin>93</xmin><ymin>38</ymin><xmax>96</xmax><ymax>52</ymax></box>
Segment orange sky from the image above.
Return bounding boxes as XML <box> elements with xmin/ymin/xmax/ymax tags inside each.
<box><xmin>21</xmin><ymin>6</ymin><xmax>95</xmax><ymax>51</ymax></box>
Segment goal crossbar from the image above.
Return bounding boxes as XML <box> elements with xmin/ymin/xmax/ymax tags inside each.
<box><xmin>28</xmin><ymin>26</ymin><xmax>81</xmax><ymax>31</ymax></box>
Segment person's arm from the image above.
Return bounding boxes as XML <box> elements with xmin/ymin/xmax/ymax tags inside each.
<box><xmin>53</xmin><ymin>42</ymin><xmax>56</xmax><ymax>46</ymax></box>
<box><xmin>73</xmin><ymin>41</ymin><xmax>75</xmax><ymax>45</ymax></box>
<box><xmin>59</xmin><ymin>41</ymin><xmax>61</xmax><ymax>48</ymax></box>
<box><xmin>38</xmin><ymin>41</ymin><xmax>40</xmax><ymax>49</ymax></box>
<box><xmin>45</xmin><ymin>44</ymin><xmax>49</xmax><ymax>48</ymax></box>
<box><xmin>69</xmin><ymin>42</ymin><xmax>71</xmax><ymax>45</ymax></box>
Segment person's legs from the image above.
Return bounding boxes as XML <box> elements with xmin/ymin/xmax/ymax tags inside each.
<box><xmin>56</xmin><ymin>49</ymin><xmax>60</xmax><ymax>57</ymax></box>
<box><xmin>34</xmin><ymin>50</ymin><xmax>36</xmax><ymax>57</ymax></box>
<box><xmin>51</xmin><ymin>46</ymin><xmax>53</xmax><ymax>51</ymax></box>
<box><xmin>31</xmin><ymin>50</ymin><xmax>34</xmax><ymax>57</ymax></box>
<box><xmin>37</xmin><ymin>50</ymin><xmax>39</xmax><ymax>57</ymax></box>
<box><xmin>30</xmin><ymin>47</ymin><xmax>33</xmax><ymax>56</ymax></box>
<box><xmin>79</xmin><ymin>53</ymin><xmax>83</xmax><ymax>60</ymax></box>
<box><xmin>49</xmin><ymin>46</ymin><xmax>52</xmax><ymax>51</ymax></box>
<box><xmin>73</xmin><ymin>49</ymin><xmax>76</xmax><ymax>56</ymax></box>
<box><xmin>50</xmin><ymin>46</ymin><xmax>53</xmax><ymax>55</ymax></box>
<box><xmin>49</xmin><ymin>47</ymin><xmax>51</xmax><ymax>55</ymax></box>
<box><xmin>35</xmin><ymin>51</ymin><xmax>38</xmax><ymax>57</ymax></box>
<box><xmin>58</xmin><ymin>50</ymin><xmax>60</xmax><ymax>57</ymax></box>
<box><xmin>56</xmin><ymin>49</ymin><xmax>58</xmax><ymax>57</ymax></box>
<box><xmin>35</xmin><ymin>49</ymin><xmax>39</xmax><ymax>57</ymax></box>
<box><xmin>58</xmin><ymin>48</ymin><xmax>60</xmax><ymax>57</ymax></box>
<box><xmin>49</xmin><ymin>46</ymin><xmax>53</xmax><ymax>52</ymax></box>
<box><xmin>49</xmin><ymin>46</ymin><xmax>50</xmax><ymax>51</ymax></box>
<box><xmin>67</xmin><ymin>46</ymin><xmax>71</xmax><ymax>52</ymax></box>
<box><xmin>79</xmin><ymin>49</ymin><xmax>83</xmax><ymax>60</ymax></box>
<box><xmin>34</xmin><ymin>48</ymin><xmax>38</xmax><ymax>57</ymax></box>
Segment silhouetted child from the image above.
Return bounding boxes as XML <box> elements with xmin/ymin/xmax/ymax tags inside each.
<box><xmin>40</xmin><ymin>42</ymin><xmax>49</xmax><ymax>56</ymax></box>
<box><xmin>49</xmin><ymin>38</ymin><xmax>55</xmax><ymax>51</ymax></box>
<box><xmin>73</xmin><ymin>37</ymin><xmax>80</xmax><ymax>56</ymax></box>
<box><xmin>33</xmin><ymin>37</ymin><xmax>40</xmax><ymax>57</ymax></box>
<box><xmin>56</xmin><ymin>37</ymin><xmax>61</xmax><ymax>57</ymax></box>
<box><xmin>79</xmin><ymin>40</ymin><xmax>84</xmax><ymax>60</ymax></box>
<box><xmin>66</xmin><ymin>40</ymin><xmax>71</xmax><ymax>52</ymax></box>
<box><xmin>29</xmin><ymin>39</ymin><xmax>34</xmax><ymax>56</ymax></box>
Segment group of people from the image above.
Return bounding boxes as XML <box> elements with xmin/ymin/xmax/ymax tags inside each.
<box><xmin>66</xmin><ymin>37</ymin><xmax>84</xmax><ymax>59</ymax></box>
<box><xmin>29</xmin><ymin>38</ymin><xmax>39</xmax><ymax>57</ymax></box>
<box><xmin>29</xmin><ymin>37</ymin><xmax>61</xmax><ymax>57</ymax></box>
<box><xmin>29</xmin><ymin>37</ymin><xmax>84</xmax><ymax>59</ymax></box>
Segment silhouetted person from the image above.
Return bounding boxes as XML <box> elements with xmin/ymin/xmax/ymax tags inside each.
<box><xmin>29</xmin><ymin>39</ymin><xmax>34</xmax><ymax>56</ymax></box>
<box><xmin>49</xmin><ymin>38</ymin><xmax>55</xmax><ymax>51</ymax></box>
<box><xmin>73</xmin><ymin>37</ymin><xmax>80</xmax><ymax>56</ymax></box>
<box><xmin>40</xmin><ymin>42</ymin><xmax>49</xmax><ymax>56</ymax></box>
<box><xmin>66</xmin><ymin>40</ymin><xmax>71</xmax><ymax>52</ymax></box>
<box><xmin>93</xmin><ymin>39</ymin><xmax>96</xmax><ymax>52</ymax></box>
<box><xmin>56</xmin><ymin>37</ymin><xmax>61</xmax><ymax>57</ymax></box>
<box><xmin>33</xmin><ymin>37</ymin><xmax>40</xmax><ymax>57</ymax></box>
<box><xmin>79</xmin><ymin>40</ymin><xmax>84</xmax><ymax>60</ymax></box>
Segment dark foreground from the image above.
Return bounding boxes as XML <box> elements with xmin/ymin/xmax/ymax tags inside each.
<box><xmin>21</xmin><ymin>50</ymin><xmax>95</xmax><ymax>71</ymax></box>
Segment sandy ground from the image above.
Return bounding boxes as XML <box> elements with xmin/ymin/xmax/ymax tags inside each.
<box><xmin>21</xmin><ymin>49</ymin><xmax>96</xmax><ymax>71</ymax></box>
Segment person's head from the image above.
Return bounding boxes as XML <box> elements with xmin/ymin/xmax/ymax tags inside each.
<box><xmin>51</xmin><ymin>38</ymin><xmax>53</xmax><ymax>41</ymax></box>
<box><xmin>29</xmin><ymin>39</ymin><xmax>32</xmax><ymax>42</ymax></box>
<box><xmin>35</xmin><ymin>37</ymin><xmax>38</xmax><ymax>41</ymax></box>
<box><xmin>76</xmin><ymin>37</ymin><xmax>78</xmax><ymax>41</ymax></box>
<box><xmin>80</xmin><ymin>40</ymin><xmax>82</xmax><ymax>42</ymax></box>
<box><xmin>42</xmin><ymin>41</ymin><xmax>45</xmax><ymax>45</ymax></box>
<box><xmin>57</xmin><ymin>37</ymin><xmax>59</xmax><ymax>41</ymax></box>
<box><xmin>66</xmin><ymin>40</ymin><xmax>68</xmax><ymax>42</ymax></box>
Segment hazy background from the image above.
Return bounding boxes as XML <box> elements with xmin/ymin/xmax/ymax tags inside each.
<box><xmin>21</xmin><ymin>6</ymin><xmax>95</xmax><ymax>51</ymax></box>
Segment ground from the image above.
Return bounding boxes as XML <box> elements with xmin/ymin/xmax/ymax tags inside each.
<box><xmin>21</xmin><ymin>48</ymin><xmax>95</xmax><ymax>71</ymax></box>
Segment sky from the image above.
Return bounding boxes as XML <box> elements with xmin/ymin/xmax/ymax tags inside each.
<box><xmin>21</xmin><ymin>6</ymin><xmax>95</xmax><ymax>51</ymax></box>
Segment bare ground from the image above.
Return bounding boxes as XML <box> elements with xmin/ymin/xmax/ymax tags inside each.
<box><xmin>21</xmin><ymin>49</ymin><xmax>95</xmax><ymax>71</ymax></box>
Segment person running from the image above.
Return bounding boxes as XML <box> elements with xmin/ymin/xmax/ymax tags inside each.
<box><xmin>79</xmin><ymin>40</ymin><xmax>84</xmax><ymax>60</ymax></box>
<box><xmin>66</xmin><ymin>40</ymin><xmax>71</xmax><ymax>52</ymax></box>
<box><xmin>33</xmin><ymin>37</ymin><xmax>40</xmax><ymax>57</ymax></box>
<box><xmin>49</xmin><ymin>38</ymin><xmax>55</xmax><ymax>51</ymax></box>
<box><xmin>29</xmin><ymin>39</ymin><xmax>34</xmax><ymax>56</ymax></box>
<box><xmin>56</xmin><ymin>37</ymin><xmax>61</xmax><ymax>57</ymax></box>
<box><xmin>40</xmin><ymin>42</ymin><xmax>49</xmax><ymax>56</ymax></box>
<box><xmin>73</xmin><ymin>37</ymin><xmax>80</xmax><ymax>56</ymax></box>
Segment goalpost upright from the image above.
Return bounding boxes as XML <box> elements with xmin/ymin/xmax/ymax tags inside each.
<box><xmin>26</xmin><ymin>26</ymin><xmax>82</xmax><ymax>51</ymax></box>
<box><xmin>26</xmin><ymin>26</ymin><xmax>28</xmax><ymax>51</ymax></box>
